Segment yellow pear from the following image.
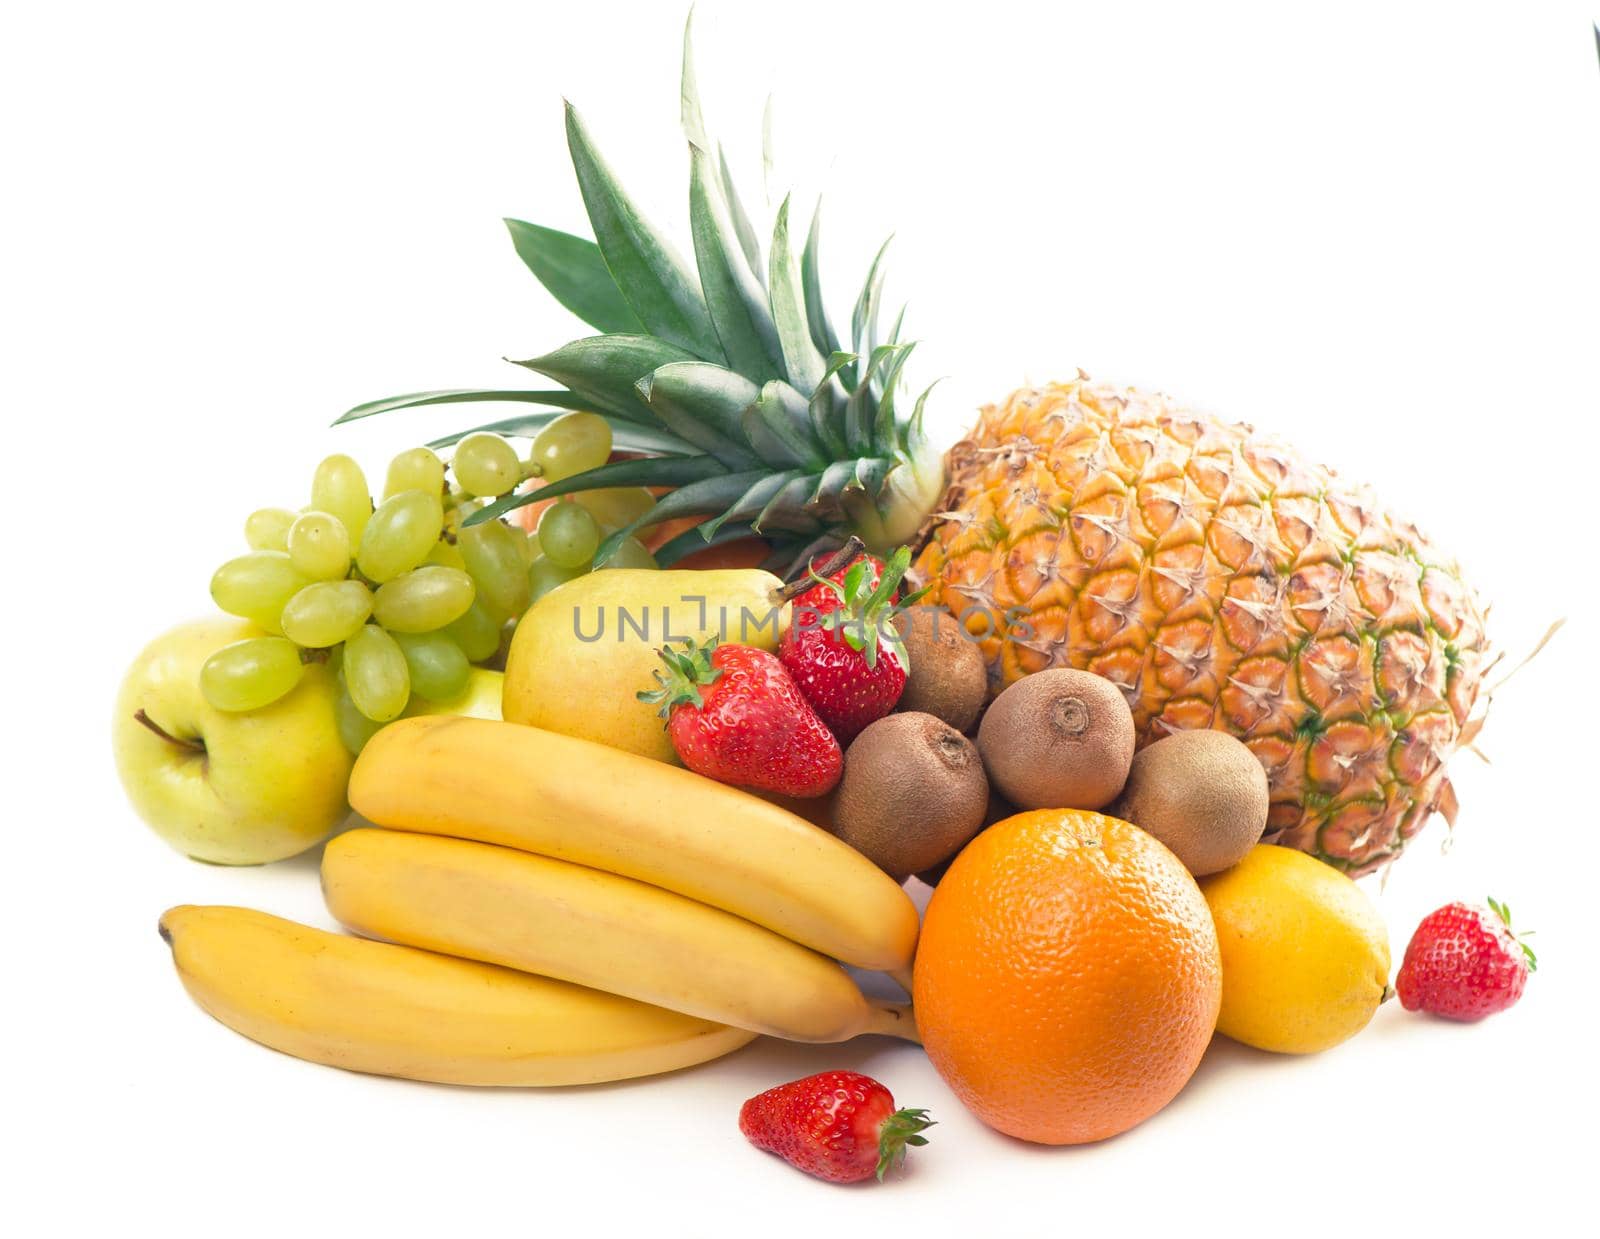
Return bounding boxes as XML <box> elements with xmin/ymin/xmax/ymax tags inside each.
<box><xmin>504</xmin><ymin>568</ymin><xmax>787</xmax><ymax>762</ymax></box>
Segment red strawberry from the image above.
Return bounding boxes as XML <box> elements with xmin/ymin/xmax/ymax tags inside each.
<box><xmin>639</xmin><ymin>639</ymin><xmax>842</xmax><ymax>798</ymax></box>
<box><xmin>1395</xmin><ymin>897</ymin><xmax>1536</xmax><ymax>1021</ymax></box>
<box><xmin>739</xmin><ymin>1070</ymin><xmax>934</xmax><ymax>1184</ymax></box>
<box><xmin>781</xmin><ymin>545</ymin><xmax>920</xmax><ymax>745</ymax></box>
<box><xmin>786</xmin><ymin>543</ymin><xmax>889</xmax><ymax>617</ymax></box>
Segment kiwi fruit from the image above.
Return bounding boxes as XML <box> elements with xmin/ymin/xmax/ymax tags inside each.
<box><xmin>895</xmin><ymin>606</ymin><xmax>988</xmax><ymax>733</ymax></box>
<box><xmin>833</xmin><ymin>712</ymin><xmax>989</xmax><ymax>882</ymax></box>
<box><xmin>976</xmin><ymin>668</ymin><xmax>1135</xmax><ymax>810</ymax></box>
<box><xmin>1111</xmin><ymin>730</ymin><xmax>1269</xmax><ymax>876</ymax></box>
<box><xmin>914</xmin><ymin>788</ymin><xmax>1016</xmax><ymax>888</ymax></box>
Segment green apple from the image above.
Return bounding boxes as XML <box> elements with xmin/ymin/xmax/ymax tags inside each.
<box><xmin>112</xmin><ymin>616</ymin><xmax>353</xmax><ymax>864</ymax></box>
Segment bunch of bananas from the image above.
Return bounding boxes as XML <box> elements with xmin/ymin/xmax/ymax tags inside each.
<box><xmin>160</xmin><ymin>716</ymin><xmax>922</xmax><ymax>1086</ymax></box>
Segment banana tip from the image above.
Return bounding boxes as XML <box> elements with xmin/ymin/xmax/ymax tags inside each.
<box><xmin>158</xmin><ymin>905</ymin><xmax>190</xmax><ymax>947</ymax></box>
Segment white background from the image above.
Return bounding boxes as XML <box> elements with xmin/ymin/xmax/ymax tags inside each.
<box><xmin>7</xmin><ymin>2</ymin><xmax>1599</xmax><ymax>1235</ymax></box>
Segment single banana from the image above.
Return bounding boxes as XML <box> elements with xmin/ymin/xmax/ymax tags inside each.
<box><xmin>322</xmin><ymin>829</ymin><xmax>918</xmax><ymax>1043</ymax></box>
<box><xmin>159</xmin><ymin>905</ymin><xmax>756</xmax><ymax>1086</ymax></box>
<box><xmin>348</xmin><ymin>716</ymin><xmax>919</xmax><ymax>971</ymax></box>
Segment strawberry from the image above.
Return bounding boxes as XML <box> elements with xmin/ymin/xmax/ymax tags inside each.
<box><xmin>739</xmin><ymin>1070</ymin><xmax>934</xmax><ymax>1184</ymax></box>
<box><xmin>780</xmin><ymin>545</ymin><xmax>921</xmax><ymax>745</ymax></box>
<box><xmin>785</xmin><ymin>540</ymin><xmax>889</xmax><ymax>617</ymax></box>
<box><xmin>639</xmin><ymin>639</ymin><xmax>842</xmax><ymax>798</ymax></box>
<box><xmin>1395</xmin><ymin>897</ymin><xmax>1537</xmax><ymax>1021</ymax></box>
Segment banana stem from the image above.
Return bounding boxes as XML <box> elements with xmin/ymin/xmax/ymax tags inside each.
<box><xmin>863</xmin><ymin>1001</ymin><xmax>921</xmax><ymax>1044</ymax></box>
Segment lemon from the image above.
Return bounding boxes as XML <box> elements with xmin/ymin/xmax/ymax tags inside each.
<box><xmin>1200</xmin><ymin>845</ymin><xmax>1390</xmax><ymax>1054</ymax></box>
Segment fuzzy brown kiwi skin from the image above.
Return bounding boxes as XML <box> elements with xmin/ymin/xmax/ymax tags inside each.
<box><xmin>1110</xmin><ymin>730</ymin><xmax>1269</xmax><ymax>876</ymax></box>
<box><xmin>894</xmin><ymin>607</ymin><xmax>988</xmax><ymax>734</ymax></box>
<box><xmin>833</xmin><ymin>712</ymin><xmax>989</xmax><ymax>883</ymax></box>
<box><xmin>976</xmin><ymin>669</ymin><xmax>1135</xmax><ymax>811</ymax></box>
<box><xmin>914</xmin><ymin>788</ymin><xmax>1016</xmax><ymax>888</ymax></box>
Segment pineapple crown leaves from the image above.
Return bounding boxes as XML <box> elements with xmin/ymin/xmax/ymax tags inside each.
<box><xmin>637</xmin><ymin>637</ymin><xmax>724</xmax><ymax>720</ymax></box>
<box><xmin>874</xmin><ymin>1108</ymin><xmax>936</xmax><ymax>1182</ymax></box>
<box><xmin>794</xmin><ymin>545</ymin><xmax>926</xmax><ymax>669</ymax></box>
<box><xmin>338</xmin><ymin>10</ymin><xmax>946</xmax><ymax>568</ymax></box>
<box><xmin>1486</xmin><ymin>896</ymin><xmax>1538</xmax><ymax>973</ymax></box>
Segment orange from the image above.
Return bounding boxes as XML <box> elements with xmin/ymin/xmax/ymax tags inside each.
<box><xmin>913</xmin><ymin>809</ymin><xmax>1221</xmax><ymax>1145</ymax></box>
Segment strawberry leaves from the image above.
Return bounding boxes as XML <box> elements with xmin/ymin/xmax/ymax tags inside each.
<box><xmin>638</xmin><ymin>638</ymin><xmax>725</xmax><ymax>719</ymax></box>
<box><xmin>801</xmin><ymin>546</ymin><xmax>922</xmax><ymax>669</ymax></box>
<box><xmin>874</xmin><ymin>1108</ymin><xmax>936</xmax><ymax>1182</ymax></box>
<box><xmin>1487</xmin><ymin>896</ymin><xmax>1538</xmax><ymax>972</ymax></box>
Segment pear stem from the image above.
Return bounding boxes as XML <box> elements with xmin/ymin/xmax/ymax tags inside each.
<box><xmin>776</xmin><ymin>535</ymin><xmax>866</xmax><ymax>602</ymax></box>
<box><xmin>133</xmin><ymin>709</ymin><xmax>206</xmax><ymax>755</ymax></box>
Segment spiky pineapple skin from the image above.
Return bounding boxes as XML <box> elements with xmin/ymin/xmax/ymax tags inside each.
<box><xmin>911</xmin><ymin>379</ymin><xmax>1489</xmax><ymax>875</ymax></box>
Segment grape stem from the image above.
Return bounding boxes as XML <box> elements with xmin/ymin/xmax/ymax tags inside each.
<box><xmin>132</xmin><ymin>709</ymin><xmax>205</xmax><ymax>754</ymax></box>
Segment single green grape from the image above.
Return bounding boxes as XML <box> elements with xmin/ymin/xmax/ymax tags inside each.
<box><xmin>372</xmin><ymin>565</ymin><xmax>475</xmax><ymax>633</ymax></box>
<box><xmin>280</xmin><ymin>579</ymin><xmax>373</xmax><ymax>648</ymax></box>
<box><xmin>531</xmin><ymin>412</ymin><xmax>611</xmax><ymax>483</ymax></box>
<box><xmin>384</xmin><ymin>447</ymin><xmax>445</xmax><ymax>501</ymax></box>
<box><xmin>537</xmin><ymin>500</ymin><xmax>600</xmax><ymax>569</ymax></box>
<box><xmin>311</xmin><ymin>454</ymin><xmax>373</xmax><ymax>546</ymax></box>
<box><xmin>334</xmin><ymin>678</ymin><xmax>385</xmax><ymax>755</ymax></box>
<box><xmin>210</xmin><ymin>551</ymin><xmax>312</xmax><ymax>635</ymax></box>
<box><xmin>453</xmin><ymin>433</ymin><xmax>524</xmax><ymax>497</ymax></box>
<box><xmin>244</xmin><ymin>507</ymin><xmax>297</xmax><ymax>551</ymax></box>
<box><xmin>528</xmin><ymin>554</ymin><xmax>586</xmax><ymax>603</ymax></box>
<box><xmin>286</xmin><ymin>511</ymin><xmax>352</xmax><ymax>581</ymax></box>
<box><xmin>444</xmin><ymin>598</ymin><xmax>502</xmax><ymax>662</ymax></box>
<box><xmin>357</xmin><ymin>489</ymin><xmax>445</xmax><ymax>583</ymax></box>
<box><xmin>392</xmin><ymin>631</ymin><xmax>471</xmax><ymax>701</ymax></box>
<box><xmin>344</xmin><ymin>625</ymin><xmax>411</xmax><ymax>722</ymax></box>
<box><xmin>576</xmin><ymin>486</ymin><xmax>656</xmax><ymax>533</ymax></box>
<box><xmin>199</xmin><ymin>638</ymin><xmax>305</xmax><ymax>712</ymax></box>
<box><xmin>458</xmin><ymin>518</ymin><xmax>532</xmax><ymax>619</ymax></box>
<box><xmin>594</xmin><ymin>536</ymin><xmax>659</xmax><ymax>571</ymax></box>
<box><xmin>525</xmin><ymin>531</ymin><xmax>542</xmax><ymax>560</ymax></box>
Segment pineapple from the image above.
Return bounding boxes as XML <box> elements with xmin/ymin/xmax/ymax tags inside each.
<box><xmin>914</xmin><ymin>380</ymin><xmax>1488</xmax><ymax>874</ymax></box>
<box><xmin>347</xmin><ymin>18</ymin><xmax>1488</xmax><ymax>874</ymax></box>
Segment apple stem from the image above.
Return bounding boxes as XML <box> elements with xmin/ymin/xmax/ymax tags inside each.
<box><xmin>133</xmin><ymin>709</ymin><xmax>206</xmax><ymax>754</ymax></box>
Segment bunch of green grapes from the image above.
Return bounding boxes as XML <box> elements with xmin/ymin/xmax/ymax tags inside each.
<box><xmin>201</xmin><ymin>414</ymin><xmax>660</xmax><ymax>751</ymax></box>
<box><xmin>520</xmin><ymin>412</ymin><xmax>661</xmax><ymax>602</ymax></box>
